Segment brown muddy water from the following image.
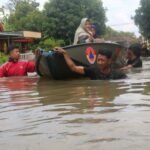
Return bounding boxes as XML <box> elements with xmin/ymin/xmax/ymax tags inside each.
<box><xmin>0</xmin><ymin>57</ymin><xmax>150</xmax><ymax>150</ymax></box>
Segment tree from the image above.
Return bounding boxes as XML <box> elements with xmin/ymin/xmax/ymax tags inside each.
<box><xmin>43</xmin><ymin>0</ymin><xmax>106</xmax><ymax>44</ymax></box>
<box><xmin>134</xmin><ymin>0</ymin><xmax>150</xmax><ymax>39</ymax></box>
<box><xmin>103</xmin><ymin>26</ymin><xmax>138</xmax><ymax>45</ymax></box>
<box><xmin>6</xmin><ymin>0</ymin><xmax>46</xmax><ymax>32</ymax></box>
<box><xmin>104</xmin><ymin>26</ymin><xmax>136</xmax><ymax>39</ymax></box>
<box><xmin>0</xmin><ymin>6</ymin><xmax>5</xmax><ymax>31</ymax></box>
<box><xmin>6</xmin><ymin>0</ymin><xmax>39</xmax><ymax>12</ymax></box>
<box><xmin>0</xmin><ymin>6</ymin><xmax>5</xmax><ymax>15</ymax></box>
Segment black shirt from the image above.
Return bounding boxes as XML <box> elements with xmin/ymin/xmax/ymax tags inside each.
<box><xmin>127</xmin><ymin>57</ymin><xmax>142</xmax><ymax>68</ymax></box>
<box><xmin>84</xmin><ymin>66</ymin><xmax>126</xmax><ymax>80</ymax></box>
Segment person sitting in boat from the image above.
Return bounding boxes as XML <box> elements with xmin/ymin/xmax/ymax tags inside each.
<box><xmin>73</xmin><ymin>18</ymin><xmax>94</xmax><ymax>45</ymax></box>
<box><xmin>90</xmin><ymin>24</ymin><xmax>97</xmax><ymax>38</ymax></box>
<box><xmin>90</xmin><ymin>24</ymin><xmax>105</xmax><ymax>43</ymax></box>
<box><xmin>120</xmin><ymin>44</ymin><xmax>142</xmax><ymax>70</ymax></box>
<box><xmin>54</xmin><ymin>47</ymin><xmax>126</xmax><ymax>80</ymax></box>
<box><xmin>0</xmin><ymin>44</ymin><xmax>36</xmax><ymax>77</ymax></box>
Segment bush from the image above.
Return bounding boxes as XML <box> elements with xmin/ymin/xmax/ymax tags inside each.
<box><xmin>39</xmin><ymin>38</ymin><xmax>65</xmax><ymax>51</ymax></box>
<box><xmin>0</xmin><ymin>52</ymin><xmax>8</xmax><ymax>65</ymax></box>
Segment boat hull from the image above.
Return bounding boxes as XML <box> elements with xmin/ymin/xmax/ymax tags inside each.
<box><xmin>36</xmin><ymin>42</ymin><xmax>126</xmax><ymax>79</ymax></box>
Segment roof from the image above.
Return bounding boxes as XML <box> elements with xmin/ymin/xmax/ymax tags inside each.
<box><xmin>0</xmin><ymin>31</ymin><xmax>22</xmax><ymax>37</ymax></box>
<box><xmin>0</xmin><ymin>31</ymin><xmax>41</xmax><ymax>39</ymax></box>
<box><xmin>105</xmin><ymin>35</ymin><xmax>138</xmax><ymax>43</ymax></box>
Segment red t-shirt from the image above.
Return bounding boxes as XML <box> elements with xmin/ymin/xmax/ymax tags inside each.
<box><xmin>0</xmin><ymin>60</ymin><xmax>35</xmax><ymax>77</ymax></box>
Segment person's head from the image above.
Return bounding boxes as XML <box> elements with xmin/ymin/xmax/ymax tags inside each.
<box><xmin>80</xmin><ymin>18</ymin><xmax>91</xmax><ymax>31</ymax></box>
<box><xmin>127</xmin><ymin>44</ymin><xmax>142</xmax><ymax>60</ymax></box>
<box><xmin>91</xmin><ymin>25</ymin><xmax>96</xmax><ymax>36</ymax></box>
<box><xmin>97</xmin><ymin>49</ymin><xmax>112</xmax><ymax>69</ymax></box>
<box><xmin>7</xmin><ymin>44</ymin><xmax>20</xmax><ymax>60</ymax></box>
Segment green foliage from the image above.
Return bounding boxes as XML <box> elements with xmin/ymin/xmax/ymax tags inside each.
<box><xmin>0</xmin><ymin>52</ymin><xmax>8</xmax><ymax>65</ymax></box>
<box><xmin>6</xmin><ymin>0</ymin><xmax>106</xmax><ymax>45</ymax></box>
<box><xmin>104</xmin><ymin>26</ymin><xmax>136</xmax><ymax>39</ymax></box>
<box><xmin>104</xmin><ymin>26</ymin><xmax>119</xmax><ymax>38</ymax></box>
<box><xmin>2</xmin><ymin>15</ymin><xmax>14</xmax><ymax>31</ymax></box>
<box><xmin>7</xmin><ymin>0</ymin><xmax>46</xmax><ymax>32</ymax></box>
<box><xmin>6</xmin><ymin>0</ymin><xmax>39</xmax><ymax>12</ymax></box>
<box><xmin>134</xmin><ymin>0</ymin><xmax>150</xmax><ymax>39</ymax></box>
<box><xmin>4</xmin><ymin>0</ymin><xmax>139</xmax><ymax>48</ymax></box>
<box><xmin>37</xmin><ymin>38</ymin><xmax>65</xmax><ymax>50</ymax></box>
<box><xmin>43</xmin><ymin>0</ymin><xmax>106</xmax><ymax>44</ymax></box>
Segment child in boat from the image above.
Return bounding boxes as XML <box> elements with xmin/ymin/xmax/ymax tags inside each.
<box><xmin>90</xmin><ymin>24</ymin><xmax>105</xmax><ymax>43</ymax></box>
<box><xmin>73</xmin><ymin>18</ymin><xmax>94</xmax><ymax>45</ymax></box>
<box><xmin>120</xmin><ymin>44</ymin><xmax>142</xmax><ymax>70</ymax></box>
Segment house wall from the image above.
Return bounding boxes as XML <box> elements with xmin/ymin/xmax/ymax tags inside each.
<box><xmin>0</xmin><ymin>39</ymin><xmax>8</xmax><ymax>53</ymax></box>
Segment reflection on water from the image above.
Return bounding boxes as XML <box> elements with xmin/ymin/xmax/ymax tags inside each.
<box><xmin>0</xmin><ymin>58</ymin><xmax>150</xmax><ymax>150</ymax></box>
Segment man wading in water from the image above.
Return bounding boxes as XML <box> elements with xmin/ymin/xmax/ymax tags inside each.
<box><xmin>0</xmin><ymin>45</ymin><xmax>35</xmax><ymax>77</ymax></box>
<box><xmin>120</xmin><ymin>44</ymin><xmax>143</xmax><ymax>70</ymax></box>
<box><xmin>54</xmin><ymin>47</ymin><xmax>126</xmax><ymax>80</ymax></box>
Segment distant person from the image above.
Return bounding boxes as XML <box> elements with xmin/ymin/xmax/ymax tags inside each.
<box><xmin>73</xmin><ymin>18</ymin><xmax>94</xmax><ymax>45</ymax></box>
<box><xmin>141</xmin><ymin>43</ymin><xmax>150</xmax><ymax>57</ymax></box>
<box><xmin>0</xmin><ymin>45</ymin><xmax>35</xmax><ymax>77</ymax></box>
<box><xmin>54</xmin><ymin>47</ymin><xmax>126</xmax><ymax>80</ymax></box>
<box><xmin>120</xmin><ymin>44</ymin><xmax>142</xmax><ymax>70</ymax></box>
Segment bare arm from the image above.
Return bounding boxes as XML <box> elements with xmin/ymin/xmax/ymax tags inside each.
<box><xmin>120</xmin><ymin>64</ymin><xmax>132</xmax><ymax>70</ymax></box>
<box><xmin>54</xmin><ymin>47</ymin><xmax>85</xmax><ymax>75</ymax></box>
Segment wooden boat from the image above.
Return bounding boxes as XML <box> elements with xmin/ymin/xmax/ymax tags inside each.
<box><xmin>36</xmin><ymin>42</ymin><xmax>126</xmax><ymax>80</ymax></box>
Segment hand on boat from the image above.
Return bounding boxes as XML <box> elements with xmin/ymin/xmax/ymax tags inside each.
<box><xmin>120</xmin><ymin>65</ymin><xmax>132</xmax><ymax>70</ymax></box>
<box><xmin>53</xmin><ymin>47</ymin><xmax>66</xmax><ymax>55</ymax></box>
<box><xmin>88</xmin><ymin>35</ymin><xmax>94</xmax><ymax>42</ymax></box>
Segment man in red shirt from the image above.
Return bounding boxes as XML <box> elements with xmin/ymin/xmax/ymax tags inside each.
<box><xmin>0</xmin><ymin>45</ymin><xmax>35</xmax><ymax>77</ymax></box>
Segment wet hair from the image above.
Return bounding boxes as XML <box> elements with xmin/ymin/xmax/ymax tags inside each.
<box><xmin>98</xmin><ymin>49</ymin><xmax>112</xmax><ymax>59</ymax></box>
<box><xmin>128</xmin><ymin>44</ymin><xmax>142</xmax><ymax>58</ymax></box>
<box><xmin>7</xmin><ymin>44</ymin><xmax>19</xmax><ymax>54</ymax></box>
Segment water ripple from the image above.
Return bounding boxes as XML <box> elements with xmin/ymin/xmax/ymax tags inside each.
<box><xmin>0</xmin><ymin>59</ymin><xmax>150</xmax><ymax>150</ymax></box>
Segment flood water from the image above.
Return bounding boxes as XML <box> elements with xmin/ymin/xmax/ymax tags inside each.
<box><xmin>0</xmin><ymin>57</ymin><xmax>150</xmax><ymax>150</ymax></box>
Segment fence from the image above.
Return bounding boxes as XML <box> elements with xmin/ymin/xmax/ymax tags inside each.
<box><xmin>20</xmin><ymin>52</ymin><xmax>35</xmax><ymax>61</ymax></box>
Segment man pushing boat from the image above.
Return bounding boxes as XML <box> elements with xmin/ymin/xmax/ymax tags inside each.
<box><xmin>54</xmin><ymin>47</ymin><xmax>126</xmax><ymax>80</ymax></box>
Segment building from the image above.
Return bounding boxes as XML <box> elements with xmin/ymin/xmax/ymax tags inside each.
<box><xmin>0</xmin><ymin>31</ymin><xmax>41</xmax><ymax>53</ymax></box>
<box><xmin>104</xmin><ymin>35</ymin><xmax>139</xmax><ymax>48</ymax></box>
